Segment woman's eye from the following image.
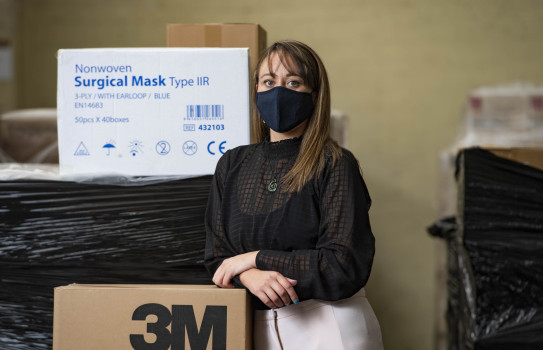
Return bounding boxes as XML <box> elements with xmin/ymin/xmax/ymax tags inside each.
<box><xmin>288</xmin><ymin>80</ymin><xmax>301</xmax><ymax>88</ymax></box>
<box><xmin>264</xmin><ymin>80</ymin><xmax>274</xmax><ymax>87</ymax></box>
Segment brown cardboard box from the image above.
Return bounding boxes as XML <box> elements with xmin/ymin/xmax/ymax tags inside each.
<box><xmin>167</xmin><ymin>23</ymin><xmax>267</xmax><ymax>77</ymax></box>
<box><xmin>0</xmin><ymin>108</ymin><xmax>58</xmax><ymax>163</ymax></box>
<box><xmin>53</xmin><ymin>284</ymin><xmax>252</xmax><ymax>350</ymax></box>
<box><xmin>487</xmin><ymin>147</ymin><xmax>543</xmax><ymax>171</ymax></box>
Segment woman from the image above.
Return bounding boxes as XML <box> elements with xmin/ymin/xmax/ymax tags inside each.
<box><xmin>204</xmin><ymin>40</ymin><xmax>383</xmax><ymax>350</ymax></box>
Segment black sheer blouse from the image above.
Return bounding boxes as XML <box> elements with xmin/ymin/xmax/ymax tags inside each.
<box><xmin>204</xmin><ymin>137</ymin><xmax>375</xmax><ymax>309</ymax></box>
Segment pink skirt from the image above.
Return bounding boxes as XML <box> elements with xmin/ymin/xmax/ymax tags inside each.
<box><xmin>253</xmin><ymin>289</ymin><xmax>384</xmax><ymax>350</ymax></box>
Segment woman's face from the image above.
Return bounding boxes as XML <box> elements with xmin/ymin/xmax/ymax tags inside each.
<box><xmin>256</xmin><ymin>53</ymin><xmax>312</xmax><ymax>94</ymax></box>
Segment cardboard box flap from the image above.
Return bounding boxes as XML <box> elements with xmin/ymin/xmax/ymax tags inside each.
<box><xmin>486</xmin><ymin>147</ymin><xmax>543</xmax><ymax>171</ymax></box>
<box><xmin>57</xmin><ymin>283</ymin><xmax>221</xmax><ymax>290</ymax></box>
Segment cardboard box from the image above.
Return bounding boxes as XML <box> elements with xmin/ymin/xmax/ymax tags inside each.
<box><xmin>57</xmin><ymin>48</ymin><xmax>250</xmax><ymax>176</ymax></box>
<box><xmin>487</xmin><ymin>147</ymin><xmax>543</xmax><ymax>171</ymax></box>
<box><xmin>167</xmin><ymin>24</ymin><xmax>267</xmax><ymax>77</ymax></box>
<box><xmin>53</xmin><ymin>284</ymin><xmax>252</xmax><ymax>350</ymax></box>
<box><xmin>0</xmin><ymin>108</ymin><xmax>58</xmax><ymax>163</ymax></box>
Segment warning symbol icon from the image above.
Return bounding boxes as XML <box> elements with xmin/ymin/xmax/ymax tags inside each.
<box><xmin>74</xmin><ymin>142</ymin><xmax>90</xmax><ymax>156</ymax></box>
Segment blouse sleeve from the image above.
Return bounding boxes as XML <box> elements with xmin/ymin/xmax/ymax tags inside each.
<box><xmin>203</xmin><ymin>150</ymin><xmax>243</xmax><ymax>286</ymax></box>
<box><xmin>255</xmin><ymin>150</ymin><xmax>375</xmax><ymax>301</ymax></box>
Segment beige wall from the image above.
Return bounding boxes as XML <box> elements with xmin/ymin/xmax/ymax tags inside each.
<box><xmin>12</xmin><ymin>1</ymin><xmax>543</xmax><ymax>349</ymax></box>
<box><xmin>0</xmin><ymin>0</ymin><xmax>18</xmax><ymax>114</ymax></box>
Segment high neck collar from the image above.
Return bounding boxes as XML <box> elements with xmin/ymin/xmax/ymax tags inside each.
<box><xmin>262</xmin><ymin>136</ymin><xmax>302</xmax><ymax>159</ymax></box>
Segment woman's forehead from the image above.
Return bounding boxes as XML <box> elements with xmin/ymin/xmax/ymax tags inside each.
<box><xmin>261</xmin><ymin>52</ymin><xmax>301</xmax><ymax>76</ymax></box>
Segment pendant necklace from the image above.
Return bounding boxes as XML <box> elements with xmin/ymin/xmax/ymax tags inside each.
<box><xmin>266</xmin><ymin>139</ymin><xmax>296</xmax><ymax>194</ymax></box>
<box><xmin>268</xmin><ymin>178</ymin><xmax>278</xmax><ymax>193</ymax></box>
<box><xmin>267</xmin><ymin>145</ymin><xmax>280</xmax><ymax>193</ymax></box>
<box><xmin>267</xmin><ymin>158</ymin><xmax>279</xmax><ymax>193</ymax></box>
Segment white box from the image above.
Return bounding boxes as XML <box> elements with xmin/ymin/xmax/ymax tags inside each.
<box><xmin>57</xmin><ymin>48</ymin><xmax>250</xmax><ymax>176</ymax></box>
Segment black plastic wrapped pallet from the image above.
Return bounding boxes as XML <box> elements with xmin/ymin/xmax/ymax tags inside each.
<box><xmin>429</xmin><ymin>147</ymin><xmax>543</xmax><ymax>350</ymax></box>
<box><xmin>428</xmin><ymin>217</ymin><xmax>478</xmax><ymax>350</ymax></box>
<box><xmin>0</xmin><ymin>175</ymin><xmax>213</xmax><ymax>349</ymax></box>
<box><xmin>458</xmin><ymin>148</ymin><xmax>543</xmax><ymax>349</ymax></box>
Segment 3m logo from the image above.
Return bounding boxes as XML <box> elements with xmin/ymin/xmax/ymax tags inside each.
<box><xmin>130</xmin><ymin>304</ymin><xmax>227</xmax><ymax>350</ymax></box>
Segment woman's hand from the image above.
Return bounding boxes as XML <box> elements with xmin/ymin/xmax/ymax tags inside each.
<box><xmin>239</xmin><ymin>268</ymin><xmax>298</xmax><ymax>308</ymax></box>
<box><xmin>213</xmin><ymin>251</ymin><xmax>259</xmax><ymax>288</ymax></box>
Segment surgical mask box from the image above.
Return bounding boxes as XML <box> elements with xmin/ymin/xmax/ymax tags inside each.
<box><xmin>167</xmin><ymin>23</ymin><xmax>267</xmax><ymax>77</ymax></box>
<box><xmin>57</xmin><ymin>48</ymin><xmax>250</xmax><ymax>176</ymax></box>
<box><xmin>53</xmin><ymin>284</ymin><xmax>252</xmax><ymax>350</ymax></box>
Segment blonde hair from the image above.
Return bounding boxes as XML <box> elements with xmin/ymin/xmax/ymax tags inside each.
<box><xmin>252</xmin><ymin>40</ymin><xmax>342</xmax><ymax>193</ymax></box>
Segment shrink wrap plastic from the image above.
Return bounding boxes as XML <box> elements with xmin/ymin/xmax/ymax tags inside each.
<box><xmin>0</xmin><ymin>166</ymin><xmax>213</xmax><ymax>348</ymax></box>
<box><xmin>429</xmin><ymin>148</ymin><xmax>543</xmax><ymax>349</ymax></box>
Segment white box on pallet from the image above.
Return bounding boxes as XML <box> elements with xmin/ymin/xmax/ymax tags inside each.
<box><xmin>57</xmin><ymin>48</ymin><xmax>250</xmax><ymax>176</ymax></box>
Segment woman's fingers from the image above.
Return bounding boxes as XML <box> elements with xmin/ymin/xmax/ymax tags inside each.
<box><xmin>212</xmin><ymin>265</ymin><xmax>223</xmax><ymax>286</ymax></box>
<box><xmin>240</xmin><ymin>269</ymin><xmax>299</xmax><ymax>307</ymax></box>
<box><xmin>212</xmin><ymin>252</ymin><xmax>259</xmax><ymax>288</ymax></box>
<box><xmin>255</xmin><ymin>290</ymin><xmax>275</xmax><ymax>309</ymax></box>
<box><xmin>212</xmin><ymin>260</ymin><xmax>233</xmax><ymax>288</ymax></box>
<box><xmin>266</xmin><ymin>275</ymin><xmax>298</xmax><ymax>307</ymax></box>
<box><xmin>213</xmin><ymin>265</ymin><xmax>234</xmax><ymax>288</ymax></box>
<box><xmin>219</xmin><ymin>268</ymin><xmax>234</xmax><ymax>288</ymax></box>
<box><xmin>278</xmin><ymin>276</ymin><xmax>299</xmax><ymax>305</ymax></box>
<box><xmin>258</xmin><ymin>285</ymin><xmax>289</xmax><ymax>308</ymax></box>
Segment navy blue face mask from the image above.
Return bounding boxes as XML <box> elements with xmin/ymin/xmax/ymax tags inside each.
<box><xmin>256</xmin><ymin>86</ymin><xmax>314</xmax><ymax>133</ymax></box>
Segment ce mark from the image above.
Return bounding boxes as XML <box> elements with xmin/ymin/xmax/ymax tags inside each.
<box><xmin>207</xmin><ymin>141</ymin><xmax>227</xmax><ymax>155</ymax></box>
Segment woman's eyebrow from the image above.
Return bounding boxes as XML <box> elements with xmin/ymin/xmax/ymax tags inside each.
<box><xmin>260</xmin><ymin>72</ymin><xmax>302</xmax><ymax>80</ymax></box>
<box><xmin>285</xmin><ymin>73</ymin><xmax>303</xmax><ymax>78</ymax></box>
<box><xmin>259</xmin><ymin>72</ymin><xmax>275</xmax><ymax>79</ymax></box>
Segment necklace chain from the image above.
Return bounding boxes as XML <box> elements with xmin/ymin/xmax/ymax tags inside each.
<box><xmin>267</xmin><ymin>157</ymin><xmax>295</xmax><ymax>193</ymax></box>
<box><xmin>267</xmin><ymin>152</ymin><xmax>279</xmax><ymax>193</ymax></box>
<box><xmin>266</xmin><ymin>141</ymin><xmax>297</xmax><ymax>194</ymax></box>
